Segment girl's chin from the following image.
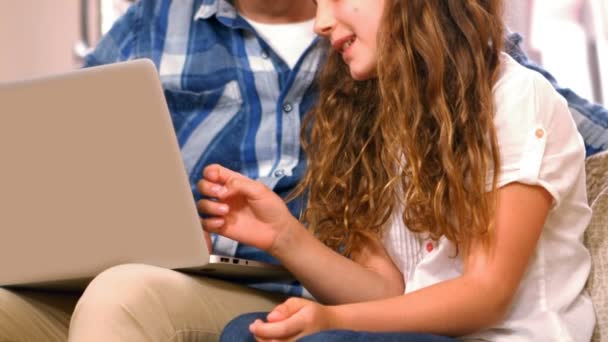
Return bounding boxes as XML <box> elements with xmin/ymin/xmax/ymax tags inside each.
<box><xmin>346</xmin><ymin>60</ymin><xmax>377</xmax><ymax>81</ymax></box>
<box><xmin>349</xmin><ymin>68</ymin><xmax>376</xmax><ymax>81</ymax></box>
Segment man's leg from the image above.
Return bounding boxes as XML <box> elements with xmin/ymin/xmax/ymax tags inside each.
<box><xmin>0</xmin><ymin>287</ymin><xmax>79</xmax><ymax>341</ymax></box>
<box><xmin>69</xmin><ymin>264</ymin><xmax>288</xmax><ymax>342</ymax></box>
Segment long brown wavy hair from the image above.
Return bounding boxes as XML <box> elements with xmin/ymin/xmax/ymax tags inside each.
<box><xmin>293</xmin><ymin>0</ymin><xmax>505</xmax><ymax>256</ymax></box>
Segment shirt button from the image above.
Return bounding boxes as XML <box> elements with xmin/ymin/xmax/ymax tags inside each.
<box><xmin>282</xmin><ymin>102</ymin><xmax>293</xmax><ymax>113</ymax></box>
<box><xmin>426</xmin><ymin>242</ymin><xmax>434</xmax><ymax>252</ymax></box>
<box><xmin>535</xmin><ymin>128</ymin><xmax>545</xmax><ymax>139</ymax></box>
<box><xmin>274</xmin><ymin>169</ymin><xmax>285</xmax><ymax>178</ymax></box>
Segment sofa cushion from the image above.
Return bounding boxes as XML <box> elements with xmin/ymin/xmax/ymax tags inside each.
<box><xmin>586</xmin><ymin>187</ymin><xmax>608</xmax><ymax>342</ymax></box>
<box><xmin>584</xmin><ymin>150</ymin><xmax>608</xmax><ymax>341</ymax></box>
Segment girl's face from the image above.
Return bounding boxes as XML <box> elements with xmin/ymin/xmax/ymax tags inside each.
<box><xmin>314</xmin><ymin>0</ymin><xmax>385</xmax><ymax>80</ymax></box>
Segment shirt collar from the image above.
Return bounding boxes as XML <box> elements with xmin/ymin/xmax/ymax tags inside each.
<box><xmin>194</xmin><ymin>0</ymin><xmax>238</xmax><ymax>21</ymax></box>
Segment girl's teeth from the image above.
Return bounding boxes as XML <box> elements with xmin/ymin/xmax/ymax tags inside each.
<box><xmin>344</xmin><ymin>38</ymin><xmax>355</xmax><ymax>51</ymax></box>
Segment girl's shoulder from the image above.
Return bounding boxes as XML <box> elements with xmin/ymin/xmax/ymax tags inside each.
<box><xmin>492</xmin><ymin>53</ymin><xmax>572</xmax><ymax>132</ymax></box>
<box><xmin>490</xmin><ymin>53</ymin><xmax>586</xmax><ymax>206</ymax></box>
<box><xmin>493</xmin><ymin>53</ymin><xmax>556</xmax><ymax>97</ymax></box>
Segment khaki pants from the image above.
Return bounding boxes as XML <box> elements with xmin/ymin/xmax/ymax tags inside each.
<box><xmin>0</xmin><ymin>264</ymin><xmax>287</xmax><ymax>342</ymax></box>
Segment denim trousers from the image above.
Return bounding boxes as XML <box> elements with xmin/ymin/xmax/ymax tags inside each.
<box><xmin>219</xmin><ymin>312</ymin><xmax>458</xmax><ymax>342</ymax></box>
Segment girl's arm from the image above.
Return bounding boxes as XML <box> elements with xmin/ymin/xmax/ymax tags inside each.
<box><xmin>198</xmin><ymin>164</ymin><xmax>404</xmax><ymax>304</ymax></box>
<box><xmin>275</xmin><ymin>218</ymin><xmax>405</xmax><ymax>304</ymax></box>
<box><xmin>250</xmin><ymin>182</ymin><xmax>552</xmax><ymax>339</ymax></box>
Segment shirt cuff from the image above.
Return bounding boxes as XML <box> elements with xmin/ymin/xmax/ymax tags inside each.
<box><xmin>212</xmin><ymin>235</ymin><xmax>239</xmax><ymax>256</ymax></box>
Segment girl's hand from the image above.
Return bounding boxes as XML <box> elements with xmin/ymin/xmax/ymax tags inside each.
<box><xmin>250</xmin><ymin>298</ymin><xmax>335</xmax><ymax>341</ymax></box>
<box><xmin>196</xmin><ymin>164</ymin><xmax>297</xmax><ymax>254</ymax></box>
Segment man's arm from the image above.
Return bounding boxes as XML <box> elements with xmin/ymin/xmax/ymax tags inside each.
<box><xmin>83</xmin><ymin>1</ymin><xmax>141</xmax><ymax>68</ymax></box>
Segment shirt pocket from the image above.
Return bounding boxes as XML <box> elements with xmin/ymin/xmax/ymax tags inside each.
<box><xmin>163</xmin><ymin>80</ymin><xmax>243</xmax><ymax>141</ymax></box>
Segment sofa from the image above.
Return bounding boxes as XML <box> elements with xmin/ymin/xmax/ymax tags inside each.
<box><xmin>584</xmin><ymin>150</ymin><xmax>608</xmax><ymax>341</ymax></box>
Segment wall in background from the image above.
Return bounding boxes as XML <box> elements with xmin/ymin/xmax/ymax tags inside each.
<box><xmin>506</xmin><ymin>0</ymin><xmax>606</xmax><ymax>104</ymax></box>
<box><xmin>0</xmin><ymin>1</ymin><xmax>80</xmax><ymax>82</ymax></box>
<box><xmin>0</xmin><ymin>0</ymin><xmax>103</xmax><ymax>83</ymax></box>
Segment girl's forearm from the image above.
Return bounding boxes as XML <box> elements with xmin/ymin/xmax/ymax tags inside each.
<box><xmin>327</xmin><ymin>275</ymin><xmax>509</xmax><ymax>336</ymax></box>
<box><xmin>272</xmin><ymin>217</ymin><xmax>404</xmax><ymax>304</ymax></box>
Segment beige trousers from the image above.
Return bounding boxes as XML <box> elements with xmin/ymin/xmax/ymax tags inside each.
<box><xmin>0</xmin><ymin>264</ymin><xmax>287</xmax><ymax>342</ymax></box>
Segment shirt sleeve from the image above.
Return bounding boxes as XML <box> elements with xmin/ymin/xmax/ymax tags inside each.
<box><xmin>492</xmin><ymin>62</ymin><xmax>587</xmax><ymax>208</ymax></box>
<box><xmin>83</xmin><ymin>1</ymin><xmax>141</xmax><ymax>68</ymax></box>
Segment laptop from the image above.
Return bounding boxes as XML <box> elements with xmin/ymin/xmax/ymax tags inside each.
<box><xmin>0</xmin><ymin>59</ymin><xmax>293</xmax><ymax>290</ymax></box>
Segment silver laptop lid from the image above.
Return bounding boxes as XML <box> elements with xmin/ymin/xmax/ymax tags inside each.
<box><xmin>0</xmin><ymin>59</ymin><xmax>208</xmax><ymax>286</ymax></box>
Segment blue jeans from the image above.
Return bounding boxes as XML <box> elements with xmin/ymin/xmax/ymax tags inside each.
<box><xmin>219</xmin><ymin>312</ymin><xmax>458</xmax><ymax>342</ymax></box>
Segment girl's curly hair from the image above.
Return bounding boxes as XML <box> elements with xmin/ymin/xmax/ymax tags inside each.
<box><xmin>293</xmin><ymin>0</ymin><xmax>505</xmax><ymax>256</ymax></box>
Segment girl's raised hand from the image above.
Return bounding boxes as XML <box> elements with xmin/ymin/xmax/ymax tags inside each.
<box><xmin>196</xmin><ymin>164</ymin><xmax>296</xmax><ymax>255</ymax></box>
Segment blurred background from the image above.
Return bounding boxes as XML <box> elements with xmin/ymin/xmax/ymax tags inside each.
<box><xmin>0</xmin><ymin>0</ymin><xmax>132</xmax><ymax>81</ymax></box>
<box><xmin>0</xmin><ymin>0</ymin><xmax>606</xmax><ymax>105</ymax></box>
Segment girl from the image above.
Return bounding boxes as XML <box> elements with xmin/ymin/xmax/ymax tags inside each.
<box><xmin>198</xmin><ymin>0</ymin><xmax>595</xmax><ymax>340</ymax></box>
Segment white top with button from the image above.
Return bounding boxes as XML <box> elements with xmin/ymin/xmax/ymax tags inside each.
<box><xmin>383</xmin><ymin>54</ymin><xmax>594</xmax><ymax>341</ymax></box>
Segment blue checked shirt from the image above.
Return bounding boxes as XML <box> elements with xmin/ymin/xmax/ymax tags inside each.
<box><xmin>84</xmin><ymin>0</ymin><xmax>324</xmax><ymax>297</ymax></box>
<box><xmin>84</xmin><ymin>0</ymin><xmax>608</xmax><ymax>298</ymax></box>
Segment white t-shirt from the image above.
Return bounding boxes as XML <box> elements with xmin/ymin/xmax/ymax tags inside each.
<box><xmin>242</xmin><ymin>17</ymin><xmax>316</xmax><ymax>69</ymax></box>
<box><xmin>384</xmin><ymin>53</ymin><xmax>595</xmax><ymax>341</ymax></box>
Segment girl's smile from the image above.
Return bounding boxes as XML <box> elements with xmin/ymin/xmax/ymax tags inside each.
<box><xmin>314</xmin><ymin>0</ymin><xmax>385</xmax><ymax>80</ymax></box>
<box><xmin>331</xmin><ymin>34</ymin><xmax>356</xmax><ymax>60</ymax></box>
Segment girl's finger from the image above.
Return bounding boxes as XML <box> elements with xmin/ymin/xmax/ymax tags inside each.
<box><xmin>196</xmin><ymin>199</ymin><xmax>229</xmax><ymax>216</ymax></box>
<box><xmin>200</xmin><ymin>217</ymin><xmax>225</xmax><ymax>232</ymax></box>
<box><xmin>203</xmin><ymin>164</ymin><xmax>244</xmax><ymax>184</ymax></box>
<box><xmin>203</xmin><ymin>164</ymin><xmax>268</xmax><ymax>201</ymax></box>
<box><xmin>251</xmin><ymin>317</ymin><xmax>302</xmax><ymax>340</ymax></box>
<box><xmin>197</xmin><ymin>179</ymin><xmax>228</xmax><ymax>198</ymax></box>
<box><xmin>222</xmin><ymin>177</ymin><xmax>267</xmax><ymax>201</ymax></box>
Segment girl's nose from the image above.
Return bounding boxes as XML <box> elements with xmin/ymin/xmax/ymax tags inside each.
<box><xmin>313</xmin><ymin>0</ymin><xmax>335</xmax><ymax>37</ymax></box>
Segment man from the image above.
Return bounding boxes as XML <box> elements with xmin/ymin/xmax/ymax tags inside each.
<box><xmin>0</xmin><ymin>0</ymin><xmax>606</xmax><ymax>341</ymax></box>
